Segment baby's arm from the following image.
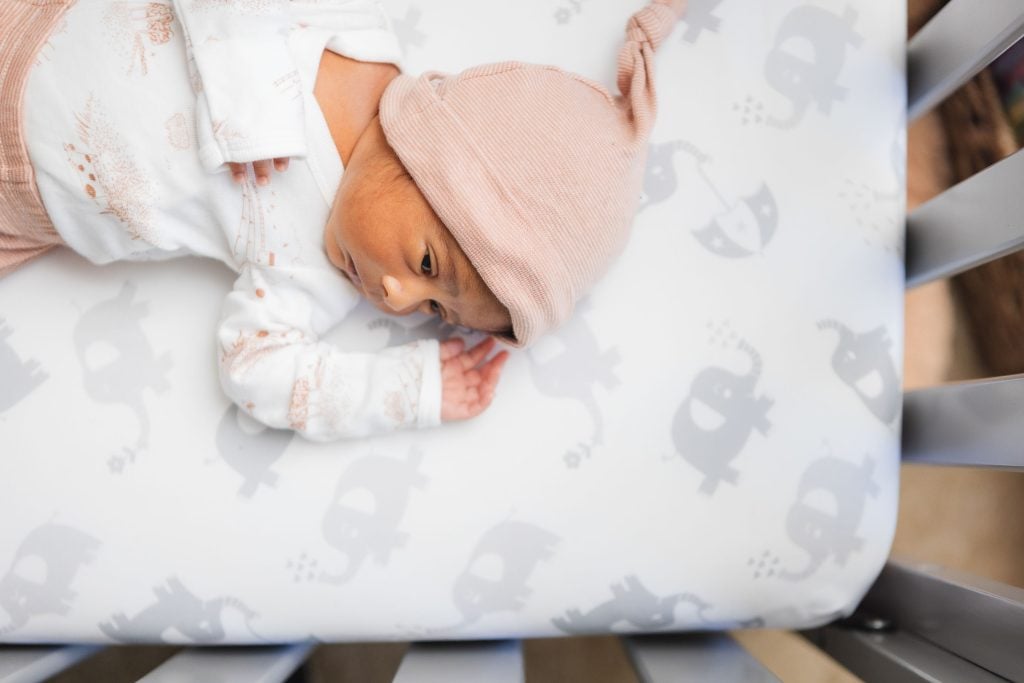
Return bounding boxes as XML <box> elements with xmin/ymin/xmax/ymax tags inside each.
<box><xmin>217</xmin><ymin>265</ymin><xmax>508</xmax><ymax>441</ymax></box>
<box><xmin>171</xmin><ymin>0</ymin><xmax>307</xmax><ymax>175</ymax></box>
<box><xmin>218</xmin><ymin>265</ymin><xmax>440</xmax><ymax>440</ymax></box>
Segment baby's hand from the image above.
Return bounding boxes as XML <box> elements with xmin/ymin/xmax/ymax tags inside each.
<box><xmin>440</xmin><ymin>337</ymin><xmax>510</xmax><ymax>422</ymax></box>
<box><xmin>229</xmin><ymin>158</ymin><xmax>289</xmax><ymax>186</ymax></box>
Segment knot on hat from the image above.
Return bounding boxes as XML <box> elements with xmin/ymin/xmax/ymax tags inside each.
<box><xmin>380</xmin><ymin>1</ymin><xmax>685</xmax><ymax>347</ymax></box>
<box><xmin>628</xmin><ymin>0</ymin><xmax>687</xmax><ymax>51</ymax></box>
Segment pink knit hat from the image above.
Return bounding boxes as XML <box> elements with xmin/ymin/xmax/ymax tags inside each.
<box><xmin>379</xmin><ymin>0</ymin><xmax>686</xmax><ymax>347</ymax></box>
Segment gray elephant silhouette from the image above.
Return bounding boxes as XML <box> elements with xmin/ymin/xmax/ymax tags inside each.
<box><xmin>391</xmin><ymin>5</ymin><xmax>426</xmax><ymax>54</ymax></box>
<box><xmin>818</xmin><ymin>320</ymin><xmax>900</xmax><ymax>425</ymax></box>
<box><xmin>639</xmin><ymin>140</ymin><xmax>709</xmax><ymax>213</ymax></box>
<box><xmin>0</xmin><ymin>523</ymin><xmax>101</xmax><ymax>636</ymax></box>
<box><xmin>215</xmin><ymin>404</ymin><xmax>292</xmax><ymax>498</ymax></box>
<box><xmin>780</xmin><ymin>455</ymin><xmax>879</xmax><ymax>580</ymax></box>
<box><xmin>765</xmin><ymin>5</ymin><xmax>862</xmax><ymax>128</ymax></box>
<box><xmin>672</xmin><ymin>339</ymin><xmax>773</xmax><ymax>494</ymax></box>
<box><xmin>678</xmin><ymin>0</ymin><xmax>723</xmax><ymax>44</ymax></box>
<box><xmin>0</xmin><ymin>318</ymin><xmax>47</xmax><ymax>415</ymax></box>
<box><xmin>74</xmin><ymin>281</ymin><xmax>172</xmax><ymax>452</ymax></box>
<box><xmin>319</xmin><ymin>449</ymin><xmax>427</xmax><ymax>585</ymax></box>
<box><xmin>692</xmin><ymin>183</ymin><xmax>778</xmax><ymax>257</ymax></box>
<box><xmin>99</xmin><ymin>576</ymin><xmax>259</xmax><ymax>643</ymax></box>
<box><xmin>368</xmin><ymin>316</ymin><xmax>458</xmax><ymax>346</ymax></box>
<box><xmin>552</xmin><ymin>575</ymin><xmax>709</xmax><ymax>634</ymax></box>
<box><xmin>526</xmin><ymin>309</ymin><xmax>619</xmax><ymax>450</ymax></box>
<box><xmin>453</xmin><ymin>520</ymin><xmax>559</xmax><ymax>622</ymax></box>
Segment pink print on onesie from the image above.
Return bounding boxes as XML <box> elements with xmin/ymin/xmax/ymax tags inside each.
<box><xmin>103</xmin><ymin>2</ymin><xmax>176</xmax><ymax>77</ymax></box>
<box><xmin>235</xmin><ymin>178</ymin><xmax>282</xmax><ymax>267</ymax></box>
<box><xmin>382</xmin><ymin>350</ymin><xmax>425</xmax><ymax>425</ymax></box>
<box><xmin>64</xmin><ymin>94</ymin><xmax>155</xmax><ymax>244</ymax></box>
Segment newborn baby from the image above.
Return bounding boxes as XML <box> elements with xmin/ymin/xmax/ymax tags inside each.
<box><xmin>0</xmin><ymin>0</ymin><xmax>683</xmax><ymax>441</ymax></box>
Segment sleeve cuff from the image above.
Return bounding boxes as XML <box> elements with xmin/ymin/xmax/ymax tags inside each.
<box><xmin>416</xmin><ymin>338</ymin><xmax>442</xmax><ymax>429</ymax></box>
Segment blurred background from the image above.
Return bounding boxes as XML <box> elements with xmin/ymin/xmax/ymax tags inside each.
<box><xmin>45</xmin><ymin>0</ymin><xmax>1024</xmax><ymax>680</ymax></box>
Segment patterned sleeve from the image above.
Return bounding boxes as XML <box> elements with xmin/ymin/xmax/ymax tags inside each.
<box><xmin>171</xmin><ymin>0</ymin><xmax>308</xmax><ymax>172</ymax></box>
<box><xmin>217</xmin><ymin>264</ymin><xmax>443</xmax><ymax>442</ymax></box>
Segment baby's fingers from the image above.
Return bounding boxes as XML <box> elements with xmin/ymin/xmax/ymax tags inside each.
<box><xmin>459</xmin><ymin>336</ymin><xmax>496</xmax><ymax>371</ymax></box>
<box><xmin>440</xmin><ymin>337</ymin><xmax>466</xmax><ymax>361</ymax></box>
<box><xmin>229</xmin><ymin>159</ymin><xmax>291</xmax><ymax>186</ymax></box>
<box><xmin>252</xmin><ymin>159</ymin><xmax>273</xmax><ymax>186</ymax></box>
<box><xmin>480</xmin><ymin>351</ymin><xmax>509</xmax><ymax>393</ymax></box>
<box><xmin>228</xmin><ymin>162</ymin><xmax>247</xmax><ymax>184</ymax></box>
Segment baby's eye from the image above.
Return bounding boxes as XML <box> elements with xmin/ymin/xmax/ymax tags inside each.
<box><xmin>421</xmin><ymin>251</ymin><xmax>432</xmax><ymax>275</ymax></box>
<box><xmin>429</xmin><ymin>300</ymin><xmax>441</xmax><ymax>314</ymax></box>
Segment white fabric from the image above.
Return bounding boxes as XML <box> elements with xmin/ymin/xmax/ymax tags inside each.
<box><xmin>22</xmin><ymin>0</ymin><xmax>441</xmax><ymax>440</ymax></box>
<box><xmin>0</xmin><ymin>0</ymin><xmax>904</xmax><ymax>643</ymax></box>
<box><xmin>180</xmin><ymin>0</ymin><xmax>309</xmax><ymax>171</ymax></box>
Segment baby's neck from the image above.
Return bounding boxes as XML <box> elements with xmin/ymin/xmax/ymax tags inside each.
<box><xmin>313</xmin><ymin>51</ymin><xmax>401</xmax><ymax>167</ymax></box>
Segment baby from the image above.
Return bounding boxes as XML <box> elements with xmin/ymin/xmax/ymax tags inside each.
<box><xmin>0</xmin><ymin>0</ymin><xmax>684</xmax><ymax>441</ymax></box>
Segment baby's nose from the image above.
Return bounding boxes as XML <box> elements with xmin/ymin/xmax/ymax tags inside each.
<box><xmin>381</xmin><ymin>275</ymin><xmax>419</xmax><ymax>313</ymax></box>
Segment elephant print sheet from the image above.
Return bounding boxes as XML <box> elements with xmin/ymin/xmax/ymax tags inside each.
<box><xmin>0</xmin><ymin>0</ymin><xmax>904</xmax><ymax>643</ymax></box>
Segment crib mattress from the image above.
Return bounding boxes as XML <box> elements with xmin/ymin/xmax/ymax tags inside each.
<box><xmin>0</xmin><ymin>0</ymin><xmax>905</xmax><ymax>644</ymax></box>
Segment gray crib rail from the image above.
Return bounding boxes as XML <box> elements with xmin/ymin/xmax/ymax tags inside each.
<box><xmin>905</xmin><ymin>148</ymin><xmax>1024</xmax><ymax>288</ymax></box>
<box><xmin>804</xmin><ymin>625</ymin><xmax>1008</xmax><ymax>683</ymax></box>
<box><xmin>392</xmin><ymin>641</ymin><xmax>523</xmax><ymax>682</ymax></box>
<box><xmin>3</xmin><ymin>0</ymin><xmax>1024</xmax><ymax>680</ymax></box>
<box><xmin>135</xmin><ymin>643</ymin><xmax>314</xmax><ymax>683</ymax></box>
<box><xmin>809</xmin><ymin>0</ymin><xmax>1024</xmax><ymax>680</ymax></box>
<box><xmin>908</xmin><ymin>0</ymin><xmax>1024</xmax><ymax>120</ymax></box>
<box><xmin>623</xmin><ymin>634</ymin><xmax>780</xmax><ymax>682</ymax></box>
<box><xmin>859</xmin><ymin>560</ymin><xmax>1024</xmax><ymax>680</ymax></box>
<box><xmin>0</xmin><ymin>647</ymin><xmax>100</xmax><ymax>683</ymax></box>
<box><xmin>0</xmin><ymin>634</ymin><xmax>788</xmax><ymax>682</ymax></box>
<box><xmin>902</xmin><ymin>373</ymin><xmax>1024</xmax><ymax>469</ymax></box>
<box><xmin>806</xmin><ymin>559</ymin><xmax>1024</xmax><ymax>682</ymax></box>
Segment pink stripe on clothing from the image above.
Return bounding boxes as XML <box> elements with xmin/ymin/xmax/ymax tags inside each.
<box><xmin>0</xmin><ymin>0</ymin><xmax>72</xmax><ymax>279</ymax></box>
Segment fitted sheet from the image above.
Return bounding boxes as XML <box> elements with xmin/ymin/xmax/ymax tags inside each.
<box><xmin>0</xmin><ymin>0</ymin><xmax>906</xmax><ymax>643</ymax></box>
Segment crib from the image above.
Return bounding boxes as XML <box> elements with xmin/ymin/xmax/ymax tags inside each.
<box><xmin>2</xmin><ymin>0</ymin><xmax>1024</xmax><ymax>680</ymax></box>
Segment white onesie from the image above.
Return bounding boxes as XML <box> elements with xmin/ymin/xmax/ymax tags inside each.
<box><xmin>22</xmin><ymin>0</ymin><xmax>442</xmax><ymax>441</ymax></box>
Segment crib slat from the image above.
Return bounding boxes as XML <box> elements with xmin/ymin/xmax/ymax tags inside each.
<box><xmin>0</xmin><ymin>645</ymin><xmax>102</xmax><ymax>683</ymax></box>
<box><xmin>908</xmin><ymin>0</ymin><xmax>1024</xmax><ymax>120</ymax></box>
<box><xmin>858</xmin><ymin>559</ymin><xmax>1024</xmax><ymax>681</ymax></box>
<box><xmin>806</xmin><ymin>625</ymin><xmax>1006</xmax><ymax>683</ymax></box>
<box><xmin>391</xmin><ymin>641</ymin><xmax>523</xmax><ymax>683</ymax></box>
<box><xmin>901</xmin><ymin>374</ymin><xmax>1024</xmax><ymax>469</ymax></box>
<box><xmin>905</xmin><ymin>148</ymin><xmax>1024</xmax><ymax>288</ymax></box>
<box><xmin>135</xmin><ymin>643</ymin><xmax>313</xmax><ymax>683</ymax></box>
<box><xmin>623</xmin><ymin>634</ymin><xmax>779</xmax><ymax>682</ymax></box>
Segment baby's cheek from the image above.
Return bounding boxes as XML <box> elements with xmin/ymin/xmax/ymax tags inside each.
<box><xmin>323</xmin><ymin>235</ymin><xmax>343</xmax><ymax>269</ymax></box>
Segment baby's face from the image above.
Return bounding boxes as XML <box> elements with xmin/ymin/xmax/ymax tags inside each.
<box><xmin>324</xmin><ymin>115</ymin><xmax>513</xmax><ymax>337</ymax></box>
